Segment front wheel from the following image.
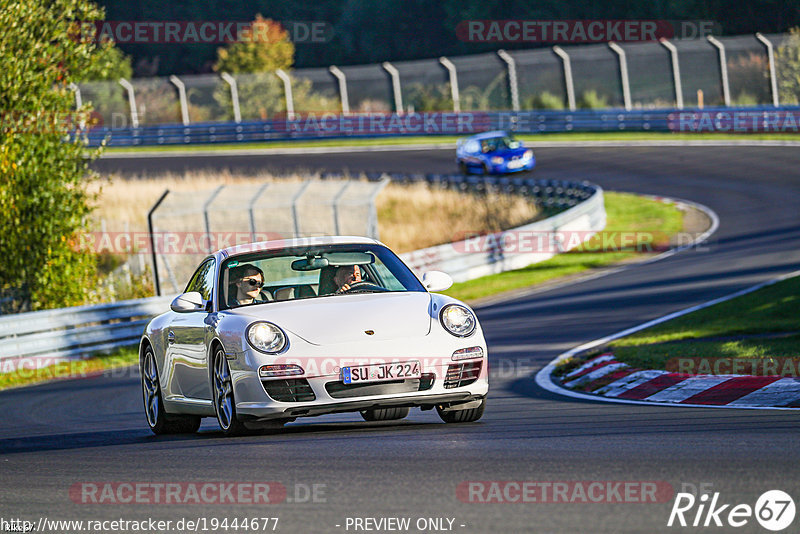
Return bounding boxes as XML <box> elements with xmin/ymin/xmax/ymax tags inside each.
<box><xmin>360</xmin><ymin>407</ymin><xmax>410</xmax><ymax>421</ymax></box>
<box><xmin>212</xmin><ymin>347</ymin><xmax>248</xmax><ymax>436</ymax></box>
<box><xmin>436</xmin><ymin>398</ymin><xmax>485</xmax><ymax>423</ymax></box>
<box><xmin>141</xmin><ymin>346</ymin><xmax>200</xmax><ymax>435</ymax></box>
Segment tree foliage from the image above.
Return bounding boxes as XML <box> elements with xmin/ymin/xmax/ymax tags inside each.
<box><xmin>776</xmin><ymin>27</ymin><xmax>800</xmax><ymax>104</ymax></box>
<box><xmin>0</xmin><ymin>0</ymin><xmax>122</xmax><ymax>311</ymax></box>
<box><xmin>214</xmin><ymin>15</ymin><xmax>294</xmax><ymax>74</ymax></box>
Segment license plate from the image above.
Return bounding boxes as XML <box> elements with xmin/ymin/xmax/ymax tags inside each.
<box><xmin>342</xmin><ymin>361</ymin><xmax>421</xmax><ymax>384</ymax></box>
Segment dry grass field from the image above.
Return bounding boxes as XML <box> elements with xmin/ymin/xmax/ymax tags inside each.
<box><xmin>89</xmin><ymin>171</ymin><xmax>540</xmax><ymax>253</ymax></box>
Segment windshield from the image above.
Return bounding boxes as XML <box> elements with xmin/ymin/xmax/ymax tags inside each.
<box><xmin>219</xmin><ymin>243</ymin><xmax>425</xmax><ymax>309</ymax></box>
<box><xmin>481</xmin><ymin>135</ymin><xmax>521</xmax><ymax>152</ymax></box>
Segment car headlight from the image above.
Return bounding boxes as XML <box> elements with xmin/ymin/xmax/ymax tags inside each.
<box><xmin>246</xmin><ymin>322</ymin><xmax>288</xmax><ymax>354</ymax></box>
<box><xmin>490</xmin><ymin>156</ymin><xmax>504</xmax><ymax>165</ymax></box>
<box><xmin>523</xmin><ymin>149</ymin><xmax>533</xmax><ymax>160</ymax></box>
<box><xmin>440</xmin><ymin>304</ymin><xmax>476</xmax><ymax>337</ymax></box>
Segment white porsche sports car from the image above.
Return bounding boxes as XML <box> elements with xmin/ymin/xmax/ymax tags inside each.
<box><xmin>139</xmin><ymin>236</ymin><xmax>488</xmax><ymax>435</ymax></box>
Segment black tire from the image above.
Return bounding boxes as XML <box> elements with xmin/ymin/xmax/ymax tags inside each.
<box><xmin>481</xmin><ymin>163</ymin><xmax>490</xmax><ymax>176</ymax></box>
<box><xmin>360</xmin><ymin>406</ymin><xmax>410</xmax><ymax>421</ymax></box>
<box><xmin>458</xmin><ymin>161</ymin><xmax>468</xmax><ymax>175</ymax></box>
<box><xmin>211</xmin><ymin>346</ymin><xmax>248</xmax><ymax>436</ymax></box>
<box><xmin>141</xmin><ymin>346</ymin><xmax>201</xmax><ymax>435</ymax></box>
<box><xmin>436</xmin><ymin>399</ymin><xmax>485</xmax><ymax>423</ymax></box>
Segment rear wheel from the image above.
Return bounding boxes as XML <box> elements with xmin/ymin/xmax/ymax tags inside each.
<box><xmin>141</xmin><ymin>346</ymin><xmax>201</xmax><ymax>435</ymax></box>
<box><xmin>212</xmin><ymin>347</ymin><xmax>248</xmax><ymax>436</ymax></box>
<box><xmin>436</xmin><ymin>399</ymin><xmax>485</xmax><ymax>423</ymax></box>
<box><xmin>360</xmin><ymin>407</ymin><xmax>410</xmax><ymax>421</ymax></box>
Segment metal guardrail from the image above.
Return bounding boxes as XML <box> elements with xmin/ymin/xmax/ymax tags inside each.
<box><xmin>0</xmin><ymin>175</ymin><xmax>604</xmax><ymax>371</ymax></box>
<box><xmin>82</xmin><ymin>106</ymin><xmax>800</xmax><ymax>147</ymax></box>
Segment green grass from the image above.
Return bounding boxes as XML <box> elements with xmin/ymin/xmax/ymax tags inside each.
<box><xmin>443</xmin><ymin>191</ymin><xmax>685</xmax><ymax>302</ymax></box>
<box><xmin>0</xmin><ymin>346</ymin><xmax>139</xmax><ymax>391</ymax></box>
<box><xmin>607</xmin><ymin>275</ymin><xmax>800</xmax><ymax>370</ymax></box>
<box><xmin>102</xmin><ymin>131</ymin><xmax>800</xmax><ymax>153</ymax></box>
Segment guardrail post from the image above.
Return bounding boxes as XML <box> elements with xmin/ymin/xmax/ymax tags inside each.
<box><xmin>329</xmin><ymin>66</ymin><xmax>350</xmax><ymax>115</ymax></box>
<box><xmin>552</xmin><ymin>46</ymin><xmax>576</xmax><ymax>111</ymax></box>
<box><xmin>68</xmin><ymin>83</ymin><xmax>82</xmax><ymax>109</ymax></box>
<box><xmin>275</xmin><ymin>69</ymin><xmax>295</xmax><ymax>120</ymax></box>
<box><xmin>755</xmin><ymin>33</ymin><xmax>780</xmax><ymax>107</ymax></box>
<box><xmin>332</xmin><ymin>181</ymin><xmax>352</xmax><ymax>235</ymax></box>
<box><xmin>203</xmin><ymin>186</ymin><xmax>225</xmax><ymax>252</ymax></box>
<box><xmin>249</xmin><ymin>183</ymin><xmax>270</xmax><ymax>240</ymax></box>
<box><xmin>707</xmin><ymin>36</ymin><xmax>731</xmax><ymax>107</ymax></box>
<box><xmin>118</xmin><ymin>78</ymin><xmax>139</xmax><ymax>128</ymax></box>
<box><xmin>169</xmin><ymin>75</ymin><xmax>190</xmax><ymax>126</ymax></box>
<box><xmin>291</xmin><ymin>181</ymin><xmax>312</xmax><ymax>237</ymax></box>
<box><xmin>497</xmin><ymin>50</ymin><xmax>520</xmax><ymax>112</ymax></box>
<box><xmin>220</xmin><ymin>72</ymin><xmax>242</xmax><ymax>123</ymax></box>
<box><xmin>438</xmin><ymin>57</ymin><xmax>461</xmax><ymax>113</ymax></box>
<box><xmin>147</xmin><ymin>189</ymin><xmax>170</xmax><ymax>296</ymax></box>
<box><xmin>608</xmin><ymin>42</ymin><xmax>632</xmax><ymax>111</ymax></box>
<box><xmin>659</xmin><ymin>39</ymin><xmax>684</xmax><ymax>109</ymax></box>
<box><xmin>382</xmin><ymin>62</ymin><xmax>404</xmax><ymax>114</ymax></box>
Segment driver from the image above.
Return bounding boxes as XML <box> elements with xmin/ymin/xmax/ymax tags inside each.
<box><xmin>333</xmin><ymin>265</ymin><xmax>362</xmax><ymax>294</ymax></box>
<box><xmin>228</xmin><ymin>265</ymin><xmax>269</xmax><ymax>307</ymax></box>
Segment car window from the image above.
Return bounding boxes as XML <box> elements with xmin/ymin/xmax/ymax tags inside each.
<box><xmin>220</xmin><ymin>244</ymin><xmax>425</xmax><ymax>309</ymax></box>
<box><xmin>185</xmin><ymin>258</ymin><xmax>215</xmax><ymax>302</ymax></box>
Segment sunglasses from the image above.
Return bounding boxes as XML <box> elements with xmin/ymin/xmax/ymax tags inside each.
<box><xmin>241</xmin><ymin>278</ymin><xmax>263</xmax><ymax>288</ymax></box>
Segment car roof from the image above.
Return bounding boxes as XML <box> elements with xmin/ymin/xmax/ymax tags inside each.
<box><xmin>217</xmin><ymin>235</ymin><xmax>382</xmax><ymax>260</ymax></box>
<box><xmin>465</xmin><ymin>130</ymin><xmax>511</xmax><ymax>141</ymax></box>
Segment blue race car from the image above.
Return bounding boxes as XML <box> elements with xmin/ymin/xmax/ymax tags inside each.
<box><xmin>456</xmin><ymin>131</ymin><xmax>535</xmax><ymax>175</ymax></box>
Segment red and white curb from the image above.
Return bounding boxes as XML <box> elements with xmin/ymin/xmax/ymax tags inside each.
<box><xmin>536</xmin><ymin>269</ymin><xmax>800</xmax><ymax>411</ymax></box>
<box><xmin>561</xmin><ymin>353</ymin><xmax>800</xmax><ymax>407</ymax></box>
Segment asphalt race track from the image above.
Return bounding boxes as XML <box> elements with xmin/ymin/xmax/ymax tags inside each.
<box><xmin>2</xmin><ymin>145</ymin><xmax>800</xmax><ymax>533</ymax></box>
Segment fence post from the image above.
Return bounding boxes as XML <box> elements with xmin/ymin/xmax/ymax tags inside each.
<box><xmin>332</xmin><ymin>181</ymin><xmax>352</xmax><ymax>235</ymax></box>
<box><xmin>248</xmin><ymin>183</ymin><xmax>270</xmax><ymax>240</ymax></box>
<box><xmin>367</xmin><ymin>178</ymin><xmax>390</xmax><ymax>239</ymax></box>
<box><xmin>203</xmin><ymin>186</ymin><xmax>225</xmax><ymax>252</ymax></box>
<box><xmin>68</xmin><ymin>83</ymin><xmax>82</xmax><ymax>109</ymax></box>
<box><xmin>438</xmin><ymin>57</ymin><xmax>461</xmax><ymax>113</ymax></box>
<box><xmin>275</xmin><ymin>69</ymin><xmax>295</xmax><ymax>120</ymax></box>
<box><xmin>659</xmin><ymin>38</ymin><xmax>684</xmax><ymax>109</ymax></box>
<box><xmin>147</xmin><ymin>190</ymin><xmax>170</xmax><ymax>296</ymax></box>
<box><xmin>607</xmin><ymin>42</ymin><xmax>632</xmax><ymax>111</ymax></box>
<box><xmin>169</xmin><ymin>75</ymin><xmax>190</xmax><ymax>126</ymax></box>
<box><xmin>707</xmin><ymin>36</ymin><xmax>731</xmax><ymax>107</ymax></box>
<box><xmin>291</xmin><ymin>181</ymin><xmax>312</xmax><ymax>237</ymax></box>
<box><xmin>382</xmin><ymin>62</ymin><xmax>404</xmax><ymax>114</ymax></box>
<box><xmin>755</xmin><ymin>33</ymin><xmax>780</xmax><ymax>107</ymax></box>
<box><xmin>118</xmin><ymin>78</ymin><xmax>139</xmax><ymax>128</ymax></box>
<box><xmin>552</xmin><ymin>46</ymin><xmax>576</xmax><ymax>111</ymax></box>
<box><xmin>329</xmin><ymin>66</ymin><xmax>350</xmax><ymax>115</ymax></box>
<box><xmin>497</xmin><ymin>50</ymin><xmax>520</xmax><ymax>112</ymax></box>
<box><xmin>220</xmin><ymin>72</ymin><xmax>242</xmax><ymax>123</ymax></box>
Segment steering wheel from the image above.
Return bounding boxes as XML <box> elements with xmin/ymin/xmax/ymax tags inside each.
<box><xmin>339</xmin><ymin>281</ymin><xmax>389</xmax><ymax>294</ymax></box>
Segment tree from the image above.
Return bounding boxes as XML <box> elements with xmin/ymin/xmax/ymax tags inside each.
<box><xmin>0</xmin><ymin>0</ymin><xmax>122</xmax><ymax>312</ymax></box>
<box><xmin>776</xmin><ymin>27</ymin><xmax>800</xmax><ymax>105</ymax></box>
<box><xmin>214</xmin><ymin>15</ymin><xmax>294</xmax><ymax>74</ymax></box>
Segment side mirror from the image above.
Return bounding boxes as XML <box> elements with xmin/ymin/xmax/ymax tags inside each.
<box><xmin>422</xmin><ymin>271</ymin><xmax>453</xmax><ymax>292</ymax></box>
<box><xmin>170</xmin><ymin>291</ymin><xmax>206</xmax><ymax>313</ymax></box>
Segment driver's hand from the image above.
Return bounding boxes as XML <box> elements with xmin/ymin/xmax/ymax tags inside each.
<box><xmin>336</xmin><ymin>283</ymin><xmax>350</xmax><ymax>294</ymax></box>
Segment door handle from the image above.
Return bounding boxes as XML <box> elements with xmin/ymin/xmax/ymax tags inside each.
<box><xmin>167</xmin><ymin>331</ymin><xmax>175</xmax><ymax>344</ymax></box>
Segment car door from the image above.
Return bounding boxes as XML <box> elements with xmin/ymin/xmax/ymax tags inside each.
<box><xmin>165</xmin><ymin>258</ymin><xmax>216</xmax><ymax>401</ymax></box>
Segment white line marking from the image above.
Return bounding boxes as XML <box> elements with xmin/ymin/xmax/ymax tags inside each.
<box><xmin>564</xmin><ymin>362</ymin><xmax>628</xmax><ymax>388</ymax></box>
<box><xmin>565</xmin><ymin>354</ymin><xmax>614</xmax><ymax>378</ymax></box>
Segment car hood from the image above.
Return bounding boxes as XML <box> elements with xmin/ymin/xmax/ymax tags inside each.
<box><xmin>226</xmin><ymin>291</ymin><xmax>433</xmax><ymax>345</ymax></box>
<box><xmin>490</xmin><ymin>146</ymin><xmax>529</xmax><ymax>158</ymax></box>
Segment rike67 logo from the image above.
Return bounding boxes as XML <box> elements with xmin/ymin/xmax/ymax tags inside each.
<box><xmin>668</xmin><ymin>489</ymin><xmax>796</xmax><ymax>531</ymax></box>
